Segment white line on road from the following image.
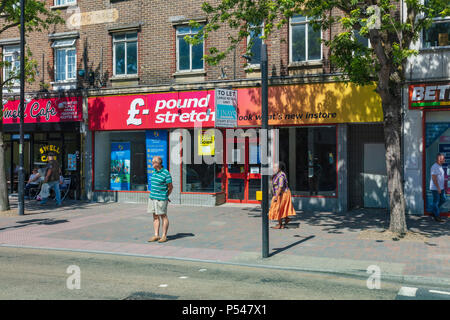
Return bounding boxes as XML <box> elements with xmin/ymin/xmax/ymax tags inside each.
<box><xmin>179</xmin><ymin>276</ymin><xmax>188</xmax><ymax>279</ymax></box>
<box><xmin>429</xmin><ymin>290</ymin><xmax>450</xmax><ymax>296</ymax></box>
<box><xmin>158</xmin><ymin>284</ymin><xmax>168</xmax><ymax>288</ymax></box>
<box><xmin>199</xmin><ymin>269</ymin><xmax>207</xmax><ymax>272</ymax></box>
<box><xmin>398</xmin><ymin>287</ymin><xmax>418</xmax><ymax>297</ymax></box>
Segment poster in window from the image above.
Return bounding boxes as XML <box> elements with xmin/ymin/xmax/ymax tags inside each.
<box><xmin>198</xmin><ymin>130</ymin><xmax>215</xmax><ymax>156</ymax></box>
<box><xmin>67</xmin><ymin>154</ymin><xmax>77</xmax><ymax>171</ymax></box>
<box><xmin>146</xmin><ymin>130</ymin><xmax>168</xmax><ymax>191</ymax></box>
<box><xmin>110</xmin><ymin>142</ymin><xmax>131</xmax><ymax>191</ymax></box>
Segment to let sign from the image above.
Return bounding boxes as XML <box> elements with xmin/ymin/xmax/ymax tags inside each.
<box><xmin>409</xmin><ymin>83</ymin><xmax>450</xmax><ymax>109</ymax></box>
<box><xmin>215</xmin><ymin>88</ymin><xmax>237</xmax><ymax>128</ymax></box>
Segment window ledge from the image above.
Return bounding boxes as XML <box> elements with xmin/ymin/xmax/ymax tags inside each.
<box><xmin>51</xmin><ymin>80</ymin><xmax>77</xmax><ymax>85</ymax></box>
<box><xmin>173</xmin><ymin>70</ymin><xmax>206</xmax><ymax>77</ymax></box>
<box><xmin>288</xmin><ymin>61</ymin><xmax>323</xmax><ymax>68</ymax></box>
<box><xmin>50</xmin><ymin>4</ymin><xmax>75</xmax><ymax>10</ymax></box>
<box><xmin>110</xmin><ymin>75</ymin><xmax>139</xmax><ymax>81</ymax></box>
<box><xmin>244</xmin><ymin>65</ymin><xmax>261</xmax><ymax>72</ymax></box>
<box><xmin>419</xmin><ymin>46</ymin><xmax>450</xmax><ymax>52</ymax></box>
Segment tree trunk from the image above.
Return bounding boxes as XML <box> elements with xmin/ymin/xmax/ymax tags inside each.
<box><xmin>382</xmin><ymin>91</ymin><xmax>407</xmax><ymax>234</ymax></box>
<box><xmin>0</xmin><ymin>129</ymin><xmax>10</xmax><ymax>211</ymax></box>
<box><xmin>0</xmin><ymin>84</ymin><xmax>11</xmax><ymax>211</ymax></box>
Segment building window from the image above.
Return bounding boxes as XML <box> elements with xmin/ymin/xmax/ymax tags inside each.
<box><xmin>278</xmin><ymin>127</ymin><xmax>337</xmax><ymax>196</ymax></box>
<box><xmin>113</xmin><ymin>32</ymin><xmax>138</xmax><ymax>76</ymax></box>
<box><xmin>52</xmin><ymin>39</ymin><xmax>76</xmax><ymax>82</ymax></box>
<box><xmin>290</xmin><ymin>15</ymin><xmax>322</xmax><ymax>62</ymax></box>
<box><xmin>422</xmin><ymin>0</ymin><xmax>449</xmax><ymax>48</ymax></box>
<box><xmin>354</xmin><ymin>29</ymin><xmax>370</xmax><ymax>48</ymax></box>
<box><xmin>176</xmin><ymin>26</ymin><xmax>204</xmax><ymax>72</ymax></box>
<box><xmin>54</xmin><ymin>0</ymin><xmax>76</xmax><ymax>6</ymax></box>
<box><xmin>247</xmin><ymin>24</ymin><xmax>263</xmax><ymax>65</ymax></box>
<box><xmin>423</xmin><ymin>20</ymin><xmax>450</xmax><ymax>48</ymax></box>
<box><xmin>2</xmin><ymin>45</ymin><xmax>20</xmax><ymax>85</ymax></box>
<box><xmin>181</xmin><ymin>129</ymin><xmax>223</xmax><ymax>193</ymax></box>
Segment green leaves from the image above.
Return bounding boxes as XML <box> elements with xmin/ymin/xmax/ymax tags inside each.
<box><xmin>196</xmin><ymin>0</ymin><xmax>448</xmax><ymax>83</ymax></box>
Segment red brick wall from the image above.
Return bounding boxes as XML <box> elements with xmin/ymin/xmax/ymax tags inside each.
<box><xmin>0</xmin><ymin>0</ymin><xmax>387</xmax><ymax>92</ymax></box>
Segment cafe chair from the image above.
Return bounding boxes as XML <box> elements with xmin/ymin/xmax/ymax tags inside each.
<box><xmin>60</xmin><ymin>177</ymin><xmax>71</xmax><ymax>202</ymax></box>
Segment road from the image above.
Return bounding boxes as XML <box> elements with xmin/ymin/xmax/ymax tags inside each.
<box><xmin>2</xmin><ymin>247</ymin><xmax>448</xmax><ymax>301</ymax></box>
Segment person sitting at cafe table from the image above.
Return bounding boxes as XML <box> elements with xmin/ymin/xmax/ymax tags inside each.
<box><xmin>25</xmin><ymin>168</ymin><xmax>41</xmax><ymax>199</ymax></box>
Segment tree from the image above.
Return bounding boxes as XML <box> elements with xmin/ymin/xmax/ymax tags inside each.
<box><xmin>190</xmin><ymin>0</ymin><xmax>449</xmax><ymax>235</ymax></box>
<box><xmin>0</xmin><ymin>1</ymin><xmax>63</xmax><ymax>211</ymax></box>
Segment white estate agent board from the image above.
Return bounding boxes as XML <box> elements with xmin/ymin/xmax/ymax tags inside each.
<box><xmin>215</xmin><ymin>88</ymin><xmax>237</xmax><ymax>128</ymax></box>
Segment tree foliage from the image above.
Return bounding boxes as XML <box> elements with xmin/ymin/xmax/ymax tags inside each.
<box><xmin>0</xmin><ymin>0</ymin><xmax>64</xmax><ymax>98</ymax></box>
<box><xmin>190</xmin><ymin>0</ymin><xmax>449</xmax><ymax>86</ymax></box>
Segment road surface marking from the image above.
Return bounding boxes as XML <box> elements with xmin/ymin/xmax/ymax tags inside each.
<box><xmin>199</xmin><ymin>269</ymin><xmax>207</xmax><ymax>272</ymax></box>
<box><xmin>179</xmin><ymin>276</ymin><xmax>188</xmax><ymax>279</ymax></box>
<box><xmin>429</xmin><ymin>290</ymin><xmax>450</xmax><ymax>296</ymax></box>
<box><xmin>398</xmin><ymin>287</ymin><xmax>418</xmax><ymax>297</ymax></box>
<box><xmin>158</xmin><ymin>284</ymin><xmax>168</xmax><ymax>288</ymax></box>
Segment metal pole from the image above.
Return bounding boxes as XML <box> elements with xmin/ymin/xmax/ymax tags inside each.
<box><xmin>18</xmin><ymin>0</ymin><xmax>25</xmax><ymax>215</ymax></box>
<box><xmin>261</xmin><ymin>44</ymin><xmax>269</xmax><ymax>258</ymax></box>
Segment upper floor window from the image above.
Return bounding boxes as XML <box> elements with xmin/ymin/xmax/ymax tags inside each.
<box><xmin>3</xmin><ymin>45</ymin><xmax>20</xmax><ymax>85</ymax></box>
<box><xmin>354</xmin><ymin>29</ymin><xmax>370</xmax><ymax>48</ymax></box>
<box><xmin>422</xmin><ymin>0</ymin><xmax>449</xmax><ymax>48</ymax></box>
<box><xmin>290</xmin><ymin>15</ymin><xmax>322</xmax><ymax>62</ymax></box>
<box><xmin>113</xmin><ymin>32</ymin><xmax>138</xmax><ymax>76</ymax></box>
<box><xmin>247</xmin><ymin>24</ymin><xmax>263</xmax><ymax>65</ymax></box>
<box><xmin>176</xmin><ymin>26</ymin><xmax>204</xmax><ymax>72</ymax></box>
<box><xmin>52</xmin><ymin>39</ymin><xmax>76</xmax><ymax>82</ymax></box>
<box><xmin>54</xmin><ymin>0</ymin><xmax>76</xmax><ymax>6</ymax></box>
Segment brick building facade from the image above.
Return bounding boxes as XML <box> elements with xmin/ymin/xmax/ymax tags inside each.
<box><xmin>1</xmin><ymin>1</ymin><xmax>408</xmax><ymax>213</ymax></box>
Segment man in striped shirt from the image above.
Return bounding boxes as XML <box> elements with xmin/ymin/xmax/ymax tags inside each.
<box><xmin>147</xmin><ymin>156</ymin><xmax>173</xmax><ymax>243</ymax></box>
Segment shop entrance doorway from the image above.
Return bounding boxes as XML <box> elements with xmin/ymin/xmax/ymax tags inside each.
<box><xmin>225</xmin><ymin>135</ymin><xmax>261</xmax><ymax>203</ymax></box>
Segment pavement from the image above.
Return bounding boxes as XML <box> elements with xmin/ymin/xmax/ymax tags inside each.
<box><xmin>0</xmin><ymin>195</ymin><xmax>449</xmax><ymax>288</ymax></box>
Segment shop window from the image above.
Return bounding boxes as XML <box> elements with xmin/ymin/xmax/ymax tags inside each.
<box><xmin>278</xmin><ymin>127</ymin><xmax>337</xmax><ymax>196</ymax></box>
<box><xmin>94</xmin><ymin>131</ymin><xmax>147</xmax><ymax>191</ymax></box>
<box><xmin>425</xmin><ymin>122</ymin><xmax>450</xmax><ymax>213</ymax></box>
<box><xmin>176</xmin><ymin>26</ymin><xmax>204</xmax><ymax>72</ymax></box>
<box><xmin>113</xmin><ymin>32</ymin><xmax>138</xmax><ymax>76</ymax></box>
<box><xmin>182</xmin><ymin>129</ymin><xmax>223</xmax><ymax>193</ymax></box>
<box><xmin>290</xmin><ymin>15</ymin><xmax>322</xmax><ymax>62</ymax></box>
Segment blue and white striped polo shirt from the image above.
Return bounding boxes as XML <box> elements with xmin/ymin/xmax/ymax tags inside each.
<box><xmin>150</xmin><ymin>167</ymin><xmax>172</xmax><ymax>201</ymax></box>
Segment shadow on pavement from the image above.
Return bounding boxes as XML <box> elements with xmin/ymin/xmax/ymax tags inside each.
<box><xmin>243</xmin><ymin>205</ymin><xmax>449</xmax><ymax>239</ymax></box>
<box><xmin>270</xmin><ymin>235</ymin><xmax>315</xmax><ymax>257</ymax></box>
<box><xmin>0</xmin><ymin>218</ymin><xmax>69</xmax><ymax>231</ymax></box>
<box><xmin>167</xmin><ymin>233</ymin><xmax>195</xmax><ymax>241</ymax></box>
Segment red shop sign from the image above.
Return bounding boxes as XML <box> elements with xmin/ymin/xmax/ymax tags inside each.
<box><xmin>2</xmin><ymin>96</ymin><xmax>83</xmax><ymax>124</ymax></box>
<box><xmin>88</xmin><ymin>90</ymin><xmax>215</xmax><ymax>130</ymax></box>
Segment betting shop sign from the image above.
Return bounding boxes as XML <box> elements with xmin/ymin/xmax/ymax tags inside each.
<box><xmin>409</xmin><ymin>83</ymin><xmax>450</xmax><ymax>109</ymax></box>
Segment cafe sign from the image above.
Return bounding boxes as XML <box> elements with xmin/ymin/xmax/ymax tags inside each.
<box><xmin>409</xmin><ymin>83</ymin><xmax>450</xmax><ymax>109</ymax></box>
<box><xmin>39</xmin><ymin>144</ymin><xmax>60</xmax><ymax>162</ymax></box>
<box><xmin>2</xmin><ymin>96</ymin><xmax>82</xmax><ymax>124</ymax></box>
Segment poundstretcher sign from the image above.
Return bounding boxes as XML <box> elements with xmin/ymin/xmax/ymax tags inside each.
<box><xmin>88</xmin><ymin>91</ymin><xmax>215</xmax><ymax>130</ymax></box>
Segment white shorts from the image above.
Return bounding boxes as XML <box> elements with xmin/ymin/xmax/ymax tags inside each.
<box><xmin>147</xmin><ymin>199</ymin><xmax>168</xmax><ymax>216</ymax></box>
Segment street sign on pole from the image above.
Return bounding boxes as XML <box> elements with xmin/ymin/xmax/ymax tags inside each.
<box><xmin>215</xmin><ymin>88</ymin><xmax>237</xmax><ymax>128</ymax></box>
